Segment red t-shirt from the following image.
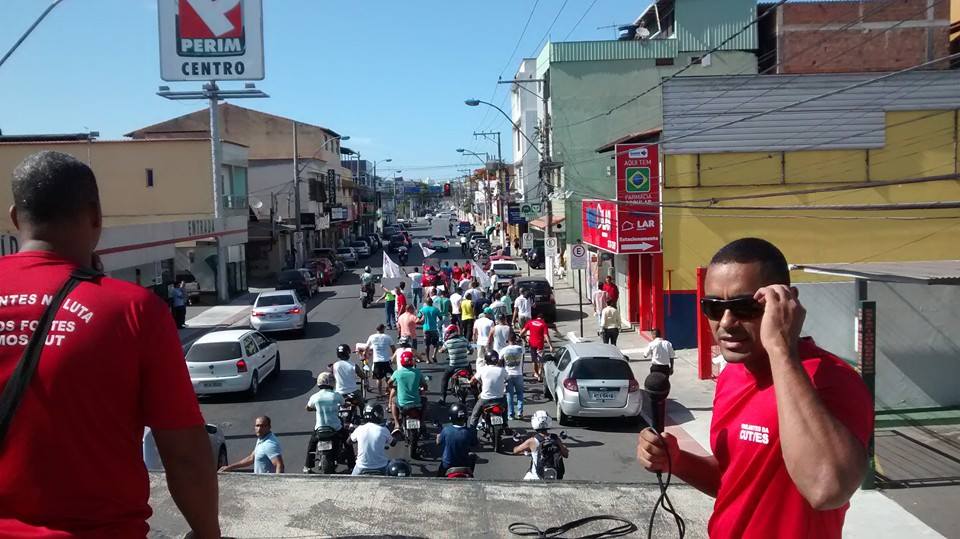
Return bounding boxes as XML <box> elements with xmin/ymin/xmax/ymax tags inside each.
<box><xmin>0</xmin><ymin>252</ymin><xmax>204</xmax><ymax>537</ymax></box>
<box><xmin>395</xmin><ymin>290</ymin><xmax>407</xmax><ymax>312</ymax></box>
<box><xmin>708</xmin><ymin>338</ymin><xmax>873</xmax><ymax>539</ymax></box>
<box><xmin>523</xmin><ymin>318</ymin><xmax>549</xmax><ymax>350</ymax></box>
<box><xmin>452</xmin><ymin>267</ymin><xmax>463</xmax><ymax>281</ymax></box>
<box><xmin>602</xmin><ymin>282</ymin><xmax>619</xmax><ymax>303</ymax></box>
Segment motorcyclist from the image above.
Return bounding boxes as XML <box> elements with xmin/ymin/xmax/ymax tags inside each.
<box><xmin>439</xmin><ymin>324</ymin><xmax>473</xmax><ymax>404</ymax></box>
<box><xmin>388</xmin><ymin>350</ymin><xmax>428</xmax><ymax>437</ymax></box>
<box><xmin>436</xmin><ymin>402</ymin><xmax>478</xmax><ymax>477</ymax></box>
<box><xmin>331</xmin><ymin>343</ymin><xmax>364</xmax><ymax>402</ymax></box>
<box><xmin>360</xmin><ymin>266</ymin><xmax>375</xmax><ymax>301</ymax></box>
<box><xmin>349</xmin><ymin>403</ymin><xmax>395</xmax><ymax>475</ymax></box>
<box><xmin>512</xmin><ymin>410</ymin><xmax>569</xmax><ymax>480</ymax></box>
<box><xmin>303</xmin><ymin>372</ymin><xmax>346</xmax><ymax>473</ymax></box>
<box><xmin>398</xmin><ymin>245</ymin><xmax>409</xmax><ymax>265</ymax></box>
<box><xmin>469</xmin><ymin>350</ymin><xmax>509</xmax><ymax>428</ymax></box>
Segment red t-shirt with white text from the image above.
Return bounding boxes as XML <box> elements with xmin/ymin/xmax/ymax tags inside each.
<box><xmin>524</xmin><ymin>318</ymin><xmax>549</xmax><ymax>350</ymax></box>
<box><xmin>602</xmin><ymin>282</ymin><xmax>619</xmax><ymax>303</ymax></box>
<box><xmin>0</xmin><ymin>251</ymin><xmax>204</xmax><ymax>537</ymax></box>
<box><xmin>708</xmin><ymin>338</ymin><xmax>873</xmax><ymax>539</ymax></box>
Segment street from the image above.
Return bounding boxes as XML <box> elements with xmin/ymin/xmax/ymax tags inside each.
<box><xmin>189</xmin><ymin>216</ymin><xmax>648</xmax><ymax>481</ymax></box>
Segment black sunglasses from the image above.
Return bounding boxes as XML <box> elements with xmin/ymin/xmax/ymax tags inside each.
<box><xmin>700</xmin><ymin>296</ymin><xmax>764</xmax><ymax>321</ymax></box>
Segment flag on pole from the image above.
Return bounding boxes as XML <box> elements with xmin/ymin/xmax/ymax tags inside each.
<box><xmin>383</xmin><ymin>251</ymin><xmax>402</xmax><ymax>279</ymax></box>
<box><xmin>471</xmin><ymin>260</ymin><xmax>491</xmax><ymax>289</ymax></box>
<box><xmin>419</xmin><ymin>241</ymin><xmax>437</xmax><ymax>258</ymax></box>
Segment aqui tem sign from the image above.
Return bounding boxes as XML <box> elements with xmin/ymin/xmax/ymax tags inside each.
<box><xmin>158</xmin><ymin>0</ymin><xmax>265</xmax><ymax>81</ymax></box>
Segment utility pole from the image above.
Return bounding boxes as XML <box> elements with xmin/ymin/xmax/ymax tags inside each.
<box><xmin>475</xmin><ymin>130</ymin><xmax>506</xmax><ymax>249</ymax></box>
<box><xmin>292</xmin><ymin>121</ymin><xmax>304</xmax><ymax>268</ymax></box>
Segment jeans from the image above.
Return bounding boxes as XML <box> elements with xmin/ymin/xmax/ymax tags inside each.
<box><xmin>352</xmin><ymin>463</ymin><xmax>388</xmax><ymax>476</ymax></box>
<box><xmin>602</xmin><ymin>328</ymin><xmax>620</xmax><ymax>345</ymax></box>
<box><xmin>172</xmin><ymin>305</ymin><xmax>187</xmax><ymax>328</ymax></box>
<box><xmin>385</xmin><ymin>302</ymin><xmax>396</xmax><ymax>328</ymax></box>
<box><xmin>505</xmin><ymin>375</ymin><xmax>524</xmax><ymax>418</ymax></box>
<box><xmin>470</xmin><ymin>396</ymin><xmax>507</xmax><ymax>427</ymax></box>
<box><xmin>461</xmin><ymin>319</ymin><xmax>474</xmax><ymax>342</ymax></box>
<box><xmin>412</xmin><ymin>288</ymin><xmax>422</xmax><ymax>306</ymax></box>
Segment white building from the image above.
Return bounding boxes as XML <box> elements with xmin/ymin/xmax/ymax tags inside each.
<box><xmin>511</xmin><ymin>58</ymin><xmax>540</xmax><ymax>203</ymax></box>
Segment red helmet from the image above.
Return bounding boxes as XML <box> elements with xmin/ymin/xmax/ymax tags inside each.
<box><xmin>400</xmin><ymin>350</ymin><xmax>416</xmax><ymax>368</ymax></box>
<box><xmin>443</xmin><ymin>324</ymin><xmax>459</xmax><ymax>340</ymax></box>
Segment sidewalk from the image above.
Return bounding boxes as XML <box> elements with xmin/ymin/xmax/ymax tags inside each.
<box><xmin>176</xmin><ymin>290</ymin><xmax>260</xmax><ymax>348</ymax></box>
<box><xmin>522</xmin><ymin>260</ymin><xmax>948</xmax><ymax>538</ymax></box>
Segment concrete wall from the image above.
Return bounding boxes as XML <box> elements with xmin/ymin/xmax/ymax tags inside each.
<box><xmin>795</xmin><ymin>282</ymin><xmax>858</xmax><ymax>362</ymax></box>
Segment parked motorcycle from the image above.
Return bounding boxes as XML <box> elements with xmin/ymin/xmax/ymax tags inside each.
<box><xmin>477</xmin><ymin>402</ymin><xmax>507</xmax><ymax>453</ymax></box>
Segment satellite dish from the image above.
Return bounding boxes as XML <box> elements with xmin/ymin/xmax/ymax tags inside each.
<box><xmin>249</xmin><ymin>197</ymin><xmax>264</xmax><ymax>209</ymax></box>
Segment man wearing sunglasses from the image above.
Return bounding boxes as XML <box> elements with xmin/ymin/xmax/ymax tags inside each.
<box><xmin>636</xmin><ymin>238</ymin><xmax>872</xmax><ymax>539</ymax></box>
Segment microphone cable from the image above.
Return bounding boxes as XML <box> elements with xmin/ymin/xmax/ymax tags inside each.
<box><xmin>647</xmin><ymin>429</ymin><xmax>686</xmax><ymax>538</ymax></box>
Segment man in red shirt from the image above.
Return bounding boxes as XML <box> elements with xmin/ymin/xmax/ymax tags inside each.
<box><xmin>519</xmin><ymin>312</ymin><xmax>553</xmax><ymax>383</ymax></box>
<box><xmin>602</xmin><ymin>275</ymin><xmax>619</xmax><ymax>304</ymax></box>
<box><xmin>0</xmin><ymin>152</ymin><xmax>220</xmax><ymax>537</ymax></box>
<box><xmin>637</xmin><ymin>237</ymin><xmax>872</xmax><ymax>539</ymax></box>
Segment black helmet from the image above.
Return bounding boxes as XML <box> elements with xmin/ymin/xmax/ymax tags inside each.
<box><xmin>386</xmin><ymin>459</ymin><xmax>412</xmax><ymax>477</ymax></box>
<box><xmin>448</xmin><ymin>403</ymin><xmax>468</xmax><ymax>423</ymax></box>
<box><xmin>484</xmin><ymin>349</ymin><xmax>500</xmax><ymax>365</ymax></box>
<box><xmin>336</xmin><ymin>344</ymin><xmax>351</xmax><ymax>360</ymax></box>
<box><xmin>363</xmin><ymin>403</ymin><xmax>384</xmax><ymax>424</ymax></box>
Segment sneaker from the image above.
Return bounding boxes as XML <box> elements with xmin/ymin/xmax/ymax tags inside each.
<box><xmin>391</xmin><ymin>428</ymin><xmax>402</xmax><ymax>437</ymax></box>
<box><xmin>302</xmin><ymin>466</ymin><xmax>311</xmax><ymax>473</ymax></box>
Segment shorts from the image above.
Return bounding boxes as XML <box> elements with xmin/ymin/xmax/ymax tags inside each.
<box><xmin>373</xmin><ymin>362</ymin><xmax>393</xmax><ymax>380</ymax></box>
<box><xmin>529</xmin><ymin>347</ymin><xmax>544</xmax><ymax>363</ymax></box>
<box><xmin>424</xmin><ymin>330</ymin><xmax>440</xmax><ymax>347</ymax></box>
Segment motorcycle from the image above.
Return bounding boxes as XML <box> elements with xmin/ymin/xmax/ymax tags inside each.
<box><xmin>398</xmin><ymin>406</ymin><xmax>423</xmax><ymax>459</ymax></box>
<box><xmin>398</xmin><ymin>247</ymin><xmax>409</xmax><ymax>266</ymax></box>
<box><xmin>360</xmin><ymin>283</ymin><xmax>374</xmax><ymax>308</ymax></box>
<box><xmin>312</xmin><ymin>426</ymin><xmax>354</xmax><ymax>474</ymax></box>
<box><xmin>512</xmin><ymin>431</ymin><xmax>567</xmax><ymax>480</ymax></box>
<box><xmin>477</xmin><ymin>402</ymin><xmax>507</xmax><ymax>453</ymax></box>
<box><xmin>450</xmin><ymin>367</ymin><xmax>476</xmax><ymax>405</ymax></box>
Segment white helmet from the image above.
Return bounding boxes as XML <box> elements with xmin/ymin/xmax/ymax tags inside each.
<box><xmin>531</xmin><ymin>410</ymin><xmax>551</xmax><ymax>431</ymax></box>
<box><xmin>364</xmin><ymin>266</ymin><xmax>371</xmax><ymax>272</ymax></box>
<box><xmin>316</xmin><ymin>372</ymin><xmax>335</xmax><ymax>388</ymax></box>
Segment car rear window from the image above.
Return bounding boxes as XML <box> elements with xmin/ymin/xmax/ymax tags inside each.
<box><xmin>432</xmin><ymin>236</ymin><xmax>445</xmax><ymax>241</ymax></box>
<box><xmin>571</xmin><ymin>358</ymin><xmax>632</xmax><ymax>380</ymax></box>
<box><xmin>256</xmin><ymin>294</ymin><xmax>296</xmax><ymax>307</ymax></box>
<box><xmin>518</xmin><ymin>281</ymin><xmax>551</xmax><ymax>294</ymax></box>
<box><xmin>278</xmin><ymin>270</ymin><xmax>302</xmax><ymax>281</ymax></box>
<box><xmin>186</xmin><ymin>342</ymin><xmax>243</xmax><ymax>363</ymax></box>
<box><xmin>492</xmin><ymin>263</ymin><xmax>516</xmax><ymax>271</ymax></box>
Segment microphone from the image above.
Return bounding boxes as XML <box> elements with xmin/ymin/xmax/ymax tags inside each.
<box><xmin>643</xmin><ymin>372</ymin><xmax>670</xmax><ymax>433</ymax></box>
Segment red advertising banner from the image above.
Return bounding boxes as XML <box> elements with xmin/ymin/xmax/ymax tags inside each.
<box><xmin>616</xmin><ymin>143</ymin><xmax>660</xmax><ymax>203</ymax></box>
<box><xmin>582</xmin><ymin>199</ymin><xmax>619</xmax><ymax>253</ymax></box>
<box><xmin>582</xmin><ymin>200</ymin><xmax>661</xmax><ymax>254</ymax></box>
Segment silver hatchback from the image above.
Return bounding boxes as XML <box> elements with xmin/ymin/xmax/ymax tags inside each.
<box><xmin>543</xmin><ymin>342</ymin><xmax>642</xmax><ymax>425</ymax></box>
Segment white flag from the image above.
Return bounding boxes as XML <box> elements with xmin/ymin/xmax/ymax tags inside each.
<box><xmin>471</xmin><ymin>260</ymin><xmax>491</xmax><ymax>289</ymax></box>
<box><xmin>383</xmin><ymin>251</ymin><xmax>402</xmax><ymax>279</ymax></box>
<box><xmin>419</xmin><ymin>241</ymin><xmax>437</xmax><ymax>258</ymax></box>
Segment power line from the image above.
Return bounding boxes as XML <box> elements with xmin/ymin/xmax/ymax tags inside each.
<box><xmin>529</xmin><ymin>0</ymin><xmax>570</xmax><ymax>58</ymax></box>
<box><xmin>562</xmin><ymin>0</ymin><xmax>599</xmax><ymax>41</ymax></box>
<box><xmin>498</xmin><ymin>0</ymin><xmax>541</xmax><ymax>80</ymax></box>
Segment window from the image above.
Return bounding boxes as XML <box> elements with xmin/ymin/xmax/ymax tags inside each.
<box><xmin>255</xmin><ymin>293</ymin><xmax>296</xmax><ymax>307</ymax></box>
<box><xmin>242</xmin><ymin>337</ymin><xmax>259</xmax><ymax>357</ymax></box>
<box><xmin>571</xmin><ymin>358</ymin><xmax>632</xmax><ymax>380</ymax></box>
<box><xmin>145</xmin><ymin>168</ymin><xmax>154</xmax><ymax>187</ymax></box>
<box><xmin>655</xmin><ymin>58</ymin><xmax>674</xmax><ymax>67</ymax></box>
<box><xmin>557</xmin><ymin>349</ymin><xmax>572</xmax><ymax>371</ymax></box>
<box><xmin>252</xmin><ymin>333</ymin><xmax>269</xmax><ymax>349</ymax></box>
<box><xmin>186</xmin><ymin>342</ymin><xmax>242</xmax><ymax>363</ymax></box>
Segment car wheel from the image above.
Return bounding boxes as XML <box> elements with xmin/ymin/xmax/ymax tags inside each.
<box><xmin>217</xmin><ymin>445</ymin><xmax>228</xmax><ymax>468</ymax></box>
<box><xmin>246</xmin><ymin>372</ymin><xmax>259</xmax><ymax>399</ymax></box>
<box><xmin>556</xmin><ymin>398</ymin><xmax>571</xmax><ymax>426</ymax></box>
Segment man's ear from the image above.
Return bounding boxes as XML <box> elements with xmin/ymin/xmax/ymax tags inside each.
<box><xmin>9</xmin><ymin>205</ymin><xmax>20</xmax><ymax>230</ymax></box>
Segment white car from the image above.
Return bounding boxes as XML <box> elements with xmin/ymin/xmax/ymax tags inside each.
<box><xmin>186</xmin><ymin>329</ymin><xmax>281</xmax><ymax>398</ymax></box>
<box><xmin>349</xmin><ymin>240</ymin><xmax>371</xmax><ymax>257</ymax></box>
<box><xmin>543</xmin><ymin>343</ymin><xmax>642</xmax><ymax>425</ymax></box>
<box><xmin>428</xmin><ymin>235</ymin><xmax>450</xmax><ymax>252</ymax></box>
<box><xmin>490</xmin><ymin>260</ymin><xmax>522</xmax><ymax>279</ymax></box>
<box><xmin>143</xmin><ymin>423</ymin><xmax>228</xmax><ymax>470</ymax></box>
<box><xmin>250</xmin><ymin>290</ymin><xmax>307</xmax><ymax>336</ymax></box>
<box><xmin>337</xmin><ymin>247</ymin><xmax>359</xmax><ymax>266</ymax></box>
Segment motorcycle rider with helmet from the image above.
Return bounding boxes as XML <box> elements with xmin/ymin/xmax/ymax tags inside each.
<box><xmin>331</xmin><ymin>343</ymin><xmax>364</xmax><ymax>401</ymax></box>
<box><xmin>436</xmin><ymin>402</ymin><xmax>478</xmax><ymax>477</ymax></box>
<box><xmin>360</xmin><ymin>266</ymin><xmax>375</xmax><ymax>304</ymax></box>
<box><xmin>468</xmin><ymin>350</ymin><xmax>509</xmax><ymax>428</ymax></box>
<box><xmin>349</xmin><ymin>403</ymin><xmax>395</xmax><ymax>475</ymax></box>
<box><xmin>438</xmin><ymin>324</ymin><xmax>473</xmax><ymax>404</ymax></box>
<box><xmin>388</xmin><ymin>350</ymin><xmax>428</xmax><ymax>437</ymax></box>
<box><xmin>303</xmin><ymin>372</ymin><xmax>347</xmax><ymax>473</ymax></box>
<box><xmin>512</xmin><ymin>410</ymin><xmax>569</xmax><ymax>480</ymax></box>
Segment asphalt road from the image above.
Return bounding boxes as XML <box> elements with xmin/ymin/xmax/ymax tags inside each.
<box><xmin>189</xmin><ymin>214</ymin><xmax>648</xmax><ymax>481</ymax></box>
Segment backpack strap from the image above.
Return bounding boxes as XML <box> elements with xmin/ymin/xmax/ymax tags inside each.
<box><xmin>0</xmin><ymin>267</ymin><xmax>101</xmax><ymax>446</ymax></box>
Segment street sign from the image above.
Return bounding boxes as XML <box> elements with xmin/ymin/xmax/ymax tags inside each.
<box><xmin>570</xmin><ymin>243</ymin><xmax>588</xmax><ymax>270</ymax></box>
<box><xmin>521</xmin><ymin>233</ymin><xmax>534</xmax><ymax>249</ymax></box>
<box><xmin>507</xmin><ymin>204</ymin><xmax>527</xmax><ymax>225</ymax></box>
<box><xmin>582</xmin><ymin>199</ymin><xmax>661</xmax><ymax>254</ymax></box>
<box><xmin>545</xmin><ymin>237</ymin><xmax>558</xmax><ymax>255</ymax></box>
<box><xmin>158</xmin><ymin>0</ymin><xmax>265</xmax><ymax>81</ymax></box>
<box><xmin>616</xmin><ymin>144</ymin><xmax>660</xmax><ymax>203</ymax></box>
<box><xmin>520</xmin><ymin>202</ymin><xmax>542</xmax><ymax>220</ymax></box>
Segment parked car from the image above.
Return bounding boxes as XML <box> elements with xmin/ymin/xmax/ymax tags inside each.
<box><xmin>250</xmin><ymin>290</ymin><xmax>308</xmax><ymax>336</ymax></box>
<box><xmin>186</xmin><ymin>329</ymin><xmax>282</xmax><ymax>398</ymax></box>
<box><xmin>542</xmin><ymin>343</ymin><xmax>642</xmax><ymax>425</ymax></box>
<box><xmin>428</xmin><ymin>235</ymin><xmax>449</xmax><ymax>252</ymax></box>
<box><xmin>350</xmin><ymin>240</ymin><xmax>371</xmax><ymax>258</ymax></box>
<box><xmin>513</xmin><ymin>276</ymin><xmax>556</xmax><ymax>323</ymax></box>
<box><xmin>276</xmin><ymin>269</ymin><xmax>316</xmax><ymax>299</ymax></box>
<box><xmin>523</xmin><ymin>241</ymin><xmax>546</xmax><ymax>270</ymax></box>
<box><xmin>307</xmin><ymin>258</ymin><xmax>338</xmax><ymax>286</ymax></box>
<box><xmin>174</xmin><ymin>271</ymin><xmax>202</xmax><ymax>303</ymax></box>
<box><xmin>490</xmin><ymin>260</ymin><xmax>522</xmax><ymax>279</ymax></box>
<box><xmin>388</xmin><ymin>234</ymin><xmax>407</xmax><ymax>253</ymax></box>
<box><xmin>311</xmin><ymin>248</ymin><xmax>341</xmax><ymax>264</ymax></box>
<box><xmin>457</xmin><ymin>221</ymin><xmax>473</xmax><ymax>235</ymax></box>
<box><xmin>467</xmin><ymin>231</ymin><xmax>485</xmax><ymax>249</ymax></box>
<box><xmin>367</xmin><ymin>234</ymin><xmax>382</xmax><ymax>250</ymax></box>
<box><xmin>336</xmin><ymin>247</ymin><xmax>358</xmax><ymax>266</ymax></box>
<box><xmin>143</xmin><ymin>423</ymin><xmax>228</xmax><ymax>471</ymax></box>
<box><xmin>382</xmin><ymin>226</ymin><xmax>398</xmax><ymax>238</ymax></box>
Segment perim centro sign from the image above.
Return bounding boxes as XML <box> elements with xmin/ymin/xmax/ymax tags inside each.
<box><xmin>158</xmin><ymin>0</ymin><xmax>264</xmax><ymax>81</ymax></box>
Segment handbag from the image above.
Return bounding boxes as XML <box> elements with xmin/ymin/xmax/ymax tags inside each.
<box><xmin>0</xmin><ymin>267</ymin><xmax>101</xmax><ymax>446</ymax></box>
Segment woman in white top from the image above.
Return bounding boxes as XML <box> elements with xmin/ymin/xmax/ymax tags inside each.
<box><xmin>512</xmin><ymin>411</ymin><xmax>568</xmax><ymax>480</ymax></box>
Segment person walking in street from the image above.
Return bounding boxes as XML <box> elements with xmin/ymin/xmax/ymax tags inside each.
<box><xmin>489</xmin><ymin>292</ymin><xmax>509</xmax><ymax>323</ymax></box>
<box><xmin>602</xmin><ymin>275</ymin><xmax>619</xmax><ymax>305</ymax></box>
<box><xmin>395</xmin><ymin>282</ymin><xmax>408</xmax><ymax>325</ymax></box>
<box><xmin>452</xmin><ymin>261</ymin><xmax>463</xmax><ymax>282</ymax></box>
<box><xmin>417</xmin><ymin>297</ymin><xmax>442</xmax><ymax>362</ymax></box>
<box><xmin>364</xmin><ymin>324</ymin><xmax>396</xmax><ymax>395</ymax></box>
<box><xmin>513</xmin><ymin>237</ymin><xmax>520</xmax><ymax>253</ymax></box>
<box><xmin>220</xmin><ymin>416</ymin><xmax>285</xmax><ymax>474</ymax></box>
<box><xmin>0</xmin><ymin>151</ymin><xmax>219</xmax><ymax>538</ymax></box>
<box><xmin>459</xmin><ymin>293</ymin><xmax>475</xmax><ymax>341</ymax></box>
<box><xmin>642</xmin><ymin>329</ymin><xmax>676</xmax><ymax>376</ymax></box>
<box><xmin>397</xmin><ymin>305</ymin><xmax>419</xmax><ymax>350</ymax></box>
<box><xmin>442</xmin><ymin>261</ymin><xmax>453</xmax><ymax>281</ymax></box>
<box><xmin>473</xmin><ymin>310</ymin><xmax>495</xmax><ymax>367</ymax></box>
<box><xmin>513</xmin><ymin>289</ymin><xmax>533</xmax><ymax>330</ymax></box>
<box><xmin>439</xmin><ymin>324</ymin><xmax>473</xmax><ymax>405</ymax></box>
<box><xmin>450</xmin><ymin>288</ymin><xmax>463</xmax><ymax>330</ymax></box>
<box><xmin>379</xmin><ymin>286</ymin><xmax>396</xmax><ymax>329</ymax></box>
<box><xmin>489</xmin><ymin>270</ymin><xmax>499</xmax><ymax>295</ymax></box>
<box><xmin>500</xmin><ymin>334</ymin><xmax>526</xmax><ymax>420</ymax></box>
<box><xmin>408</xmin><ymin>267</ymin><xmax>423</xmax><ymax>307</ymax></box>
<box><xmin>520</xmin><ymin>311</ymin><xmax>553</xmax><ymax>383</ymax></box>
<box><xmin>171</xmin><ymin>280</ymin><xmax>188</xmax><ymax>328</ymax></box>
<box><xmin>435</xmin><ymin>288</ymin><xmax>452</xmax><ymax>327</ymax></box>
<box><xmin>490</xmin><ymin>314</ymin><xmax>513</xmax><ymax>355</ymax></box>
<box><xmin>591</xmin><ymin>283</ymin><xmax>608</xmax><ymax>333</ymax></box>
<box><xmin>600</xmin><ymin>299</ymin><xmax>622</xmax><ymax>345</ymax></box>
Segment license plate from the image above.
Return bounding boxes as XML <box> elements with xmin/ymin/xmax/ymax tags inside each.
<box><xmin>317</xmin><ymin>440</ymin><xmax>333</xmax><ymax>451</ymax></box>
<box><xmin>490</xmin><ymin>416</ymin><xmax>504</xmax><ymax>425</ymax></box>
<box><xmin>267</xmin><ymin>313</ymin><xmax>283</xmax><ymax>319</ymax></box>
<box><xmin>405</xmin><ymin>419</ymin><xmax>421</xmax><ymax>430</ymax></box>
<box><xmin>457</xmin><ymin>377</ymin><xmax>471</xmax><ymax>384</ymax></box>
<box><xmin>202</xmin><ymin>382</ymin><xmax>222</xmax><ymax>388</ymax></box>
<box><xmin>590</xmin><ymin>391</ymin><xmax>617</xmax><ymax>401</ymax></box>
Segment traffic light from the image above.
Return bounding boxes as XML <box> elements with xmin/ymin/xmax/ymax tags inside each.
<box><xmin>443</xmin><ymin>183</ymin><xmax>451</xmax><ymax>197</ymax></box>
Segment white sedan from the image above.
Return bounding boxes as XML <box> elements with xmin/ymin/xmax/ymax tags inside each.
<box><xmin>186</xmin><ymin>329</ymin><xmax>281</xmax><ymax>398</ymax></box>
<box><xmin>490</xmin><ymin>260</ymin><xmax>522</xmax><ymax>279</ymax></box>
<box><xmin>428</xmin><ymin>235</ymin><xmax>450</xmax><ymax>252</ymax></box>
<box><xmin>250</xmin><ymin>290</ymin><xmax>307</xmax><ymax>336</ymax></box>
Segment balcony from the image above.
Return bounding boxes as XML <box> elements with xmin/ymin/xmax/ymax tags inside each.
<box><xmin>221</xmin><ymin>195</ymin><xmax>249</xmax><ymax>211</ymax></box>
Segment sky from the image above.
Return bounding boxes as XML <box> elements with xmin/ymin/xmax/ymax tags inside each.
<box><xmin>0</xmin><ymin>0</ymin><xmax>640</xmax><ymax>182</ymax></box>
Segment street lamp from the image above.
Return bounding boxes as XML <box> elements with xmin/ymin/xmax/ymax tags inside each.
<box><xmin>464</xmin><ymin>99</ymin><xmax>539</xmax><ymax>153</ymax></box>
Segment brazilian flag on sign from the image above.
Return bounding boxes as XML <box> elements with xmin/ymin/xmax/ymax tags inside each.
<box><xmin>626</xmin><ymin>167</ymin><xmax>651</xmax><ymax>193</ymax></box>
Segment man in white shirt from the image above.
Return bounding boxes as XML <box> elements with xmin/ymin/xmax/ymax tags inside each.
<box><xmin>364</xmin><ymin>325</ymin><xmax>396</xmax><ymax>395</ymax></box>
<box><xmin>332</xmin><ymin>344</ymin><xmax>362</xmax><ymax>399</ymax></box>
<box><xmin>489</xmin><ymin>314</ymin><xmax>512</xmax><ymax>354</ymax></box>
<box><xmin>513</xmin><ymin>289</ymin><xmax>533</xmax><ymax>329</ymax></box>
<box><xmin>469</xmin><ymin>351</ymin><xmax>509</xmax><ymax>428</ymax></box>
<box><xmin>408</xmin><ymin>267</ymin><xmax>424</xmax><ymax>307</ymax></box>
<box><xmin>449</xmin><ymin>290</ymin><xmax>463</xmax><ymax>329</ymax></box>
<box><xmin>472</xmin><ymin>312</ymin><xmax>495</xmax><ymax>367</ymax></box>
<box><xmin>489</xmin><ymin>270</ymin><xmax>499</xmax><ymax>294</ymax></box>
<box><xmin>500</xmin><ymin>334</ymin><xmax>526</xmax><ymax>420</ymax></box>
<box><xmin>590</xmin><ymin>283</ymin><xmax>608</xmax><ymax>332</ymax></box>
<box><xmin>459</xmin><ymin>277</ymin><xmax>472</xmax><ymax>293</ymax></box>
<box><xmin>350</xmin><ymin>404</ymin><xmax>394</xmax><ymax>475</ymax></box>
<box><xmin>642</xmin><ymin>328</ymin><xmax>676</xmax><ymax>376</ymax></box>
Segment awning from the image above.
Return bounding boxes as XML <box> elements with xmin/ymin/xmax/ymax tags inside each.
<box><xmin>791</xmin><ymin>260</ymin><xmax>960</xmax><ymax>285</ymax></box>
<box><xmin>527</xmin><ymin>215</ymin><xmax>566</xmax><ymax>230</ymax></box>
<box><xmin>596</xmin><ymin>127</ymin><xmax>662</xmax><ymax>153</ymax></box>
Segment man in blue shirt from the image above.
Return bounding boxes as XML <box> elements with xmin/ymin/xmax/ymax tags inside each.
<box><xmin>436</xmin><ymin>403</ymin><xmax>478</xmax><ymax>477</ymax></box>
<box><xmin>220</xmin><ymin>416</ymin><xmax>284</xmax><ymax>474</ymax></box>
<box><xmin>417</xmin><ymin>297</ymin><xmax>442</xmax><ymax>363</ymax></box>
<box><xmin>303</xmin><ymin>373</ymin><xmax>345</xmax><ymax>472</ymax></box>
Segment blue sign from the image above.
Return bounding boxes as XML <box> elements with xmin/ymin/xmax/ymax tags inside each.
<box><xmin>507</xmin><ymin>204</ymin><xmax>526</xmax><ymax>225</ymax></box>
